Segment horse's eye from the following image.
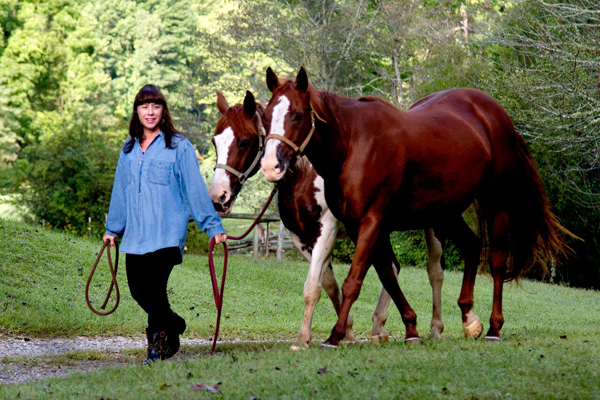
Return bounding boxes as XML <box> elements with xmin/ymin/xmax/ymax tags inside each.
<box><xmin>239</xmin><ymin>139</ymin><xmax>250</xmax><ymax>149</ymax></box>
<box><xmin>293</xmin><ymin>112</ymin><xmax>303</xmax><ymax>122</ymax></box>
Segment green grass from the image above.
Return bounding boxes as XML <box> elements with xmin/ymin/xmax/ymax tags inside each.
<box><xmin>1</xmin><ymin>217</ymin><xmax>599</xmax><ymax>398</ymax></box>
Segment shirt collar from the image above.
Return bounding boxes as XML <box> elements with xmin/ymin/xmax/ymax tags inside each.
<box><xmin>135</xmin><ymin>131</ymin><xmax>165</xmax><ymax>146</ymax></box>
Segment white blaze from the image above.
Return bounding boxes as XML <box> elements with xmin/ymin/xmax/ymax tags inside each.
<box><xmin>264</xmin><ymin>95</ymin><xmax>290</xmax><ymax>159</ymax></box>
<box><xmin>211</xmin><ymin>126</ymin><xmax>235</xmax><ymax>192</ymax></box>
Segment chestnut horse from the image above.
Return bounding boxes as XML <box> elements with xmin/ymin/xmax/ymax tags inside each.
<box><xmin>261</xmin><ymin>67</ymin><xmax>571</xmax><ymax>345</ymax></box>
<box><xmin>208</xmin><ymin>91</ymin><xmax>448</xmax><ymax>349</ymax></box>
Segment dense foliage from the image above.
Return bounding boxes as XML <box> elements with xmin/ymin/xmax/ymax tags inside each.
<box><xmin>0</xmin><ymin>0</ymin><xmax>598</xmax><ymax>287</ymax></box>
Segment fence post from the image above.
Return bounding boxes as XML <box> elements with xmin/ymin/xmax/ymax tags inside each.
<box><xmin>264</xmin><ymin>223</ymin><xmax>270</xmax><ymax>257</ymax></box>
<box><xmin>277</xmin><ymin>223</ymin><xmax>285</xmax><ymax>261</ymax></box>
<box><xmin>253</xmin><ymin>208</ymin><xmax>259</xmax><ymax>259</ymax></box>
<box><xmin>88</xmin><ymin>216</ymin><xmax>92</xmax><ymax>239</ymax></box>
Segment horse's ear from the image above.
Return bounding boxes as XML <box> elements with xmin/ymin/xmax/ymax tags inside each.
<box><xmin>296</xmin><ymin>67</ymin><xmax>309</xmax><ymax>92</ymax></box>
<box><xmin>266</xmin><ymin>67</ymin><xmax>279</xmax><ymax>93</ymax></box>
<box><xmin>243</xmin><ymin>90</ymin><xmax>256</xmax><ymax>118</ymax></box>
<box><xmin>216</xmin><ymin>92</ymin><xmax>229</xmax><ymax>115</ymax></box>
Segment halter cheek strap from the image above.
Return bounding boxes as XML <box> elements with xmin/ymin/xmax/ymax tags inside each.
<box><xmin>214</xmin><ymin>111</ymin><xmax>266</xmax><ymax>185</ymax></box>
<box><xmin>265</xmin><ymin>106</ymin><xmax>325</xmax><ymax>160</ymax></box>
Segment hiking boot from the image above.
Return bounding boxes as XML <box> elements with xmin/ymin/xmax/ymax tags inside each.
<box><xmin>163</xmin><ymin>312</ymin><xmax>186</xmax><ymax>359</ymax></box>
<box><xmin>144</xmin><ymin>329</ymin><xmax>166</xmax><ymax>364</ymax></box>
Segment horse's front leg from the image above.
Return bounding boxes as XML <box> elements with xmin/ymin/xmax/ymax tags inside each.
<box><xmin>324</xmin><ymin>217</ymin><xmax>381</xmax><ymax>347</ymax></box>
<box><xmin>321</xmin><ymin>264</ymin><xmax>357</xmax><ymax>343</ymax></box>
<box><xmin>291</xmin><ymin>217</ymin><xmax>339</xmax><ymax>350</ymax></box>
<box><xmin>372</xmin><ymin>238</ymin><xmax>420</xmax><ymax>341</ymax></box>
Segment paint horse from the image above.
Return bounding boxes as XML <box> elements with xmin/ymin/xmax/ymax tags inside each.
<box><xmin>261</xmin><ymin>67</ymin><xmax>572</xmax><ymax>346</ymax></box>
<box><xmin>208</xmin><ymin>90</ymin><xmax>448</xmax><ymax>349</ymax></box>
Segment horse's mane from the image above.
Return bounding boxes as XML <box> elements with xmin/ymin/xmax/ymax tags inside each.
<box><xmin>215</xmin><ymin>103</ymin><xmax>261</xmax><ymax>137</ymax></box>
<box><xmin>358</xmin><ymin>95</ymin><xmax>400</xmax><ymax>111</ymax></box>
<box><xmin>294</xmin><ymin>156</ymin><xmax>313</xmax><ymax>173</ymax></box>
<box><xmin>308</xmin><ymin>86</ymin><xmax>346</xmax><ymax>134</ymax></box>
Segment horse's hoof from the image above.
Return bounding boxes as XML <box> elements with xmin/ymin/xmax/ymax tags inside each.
<box><xmin>429</xmin><ymin>328</ymin><xmax>442</xmax><ymax>339</ymax></box>
<box><xmin>484</xmin><ymin>336</ymin><xmax>501</xmax><ymax>342</ymax></box>
<box><xmin>342</xmin><ymin>332</ymin><xmax>357</xmax><ymax>344</ymax></box>
<box><xmin>371</xmin><ymin>334</ymin><xmax>390</xmax><ymax>345</ymax></box>
<box><xmin>404</xmin><ymin>337</ymin><xmax>423</xmax><ymax>345</ymax></box>
<box><xmin>290</xmin><ymin>342</ymin><xmax>308</xmax><ymax>351</ymax></box>
<box><xmin>320</xmin><ymin>342</ymin><xmax>338</xmax><ymax>350</ymax></box>
<box><xmin>463</xmin><ymin>317</ymin><xmax>483</xmax><ymax>339</ymax></box>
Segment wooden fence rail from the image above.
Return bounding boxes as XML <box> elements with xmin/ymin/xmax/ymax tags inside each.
<box><xmin>210</xmin><ymin>213</ymin><xmax>292</xmax><ymax>261</ymax></box>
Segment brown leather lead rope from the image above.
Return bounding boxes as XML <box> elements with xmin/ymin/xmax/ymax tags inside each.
<box><xmin>85</xmin><ymin>239</ymin><xmax>120</xmax><ymax>316</ymax></box>
<box><xmin>207</xmin><ymin>187</ymin><xmax>277</xmax><ymax>355</ymax></box>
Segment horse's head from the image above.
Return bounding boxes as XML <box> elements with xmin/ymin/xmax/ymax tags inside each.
<box><xmin>261</xmin><ymin>67</ymin><xmax>320</xmax><ymax>182</ymax></box>
<box><xmin>209</xmin><ymin>90</ymin><xmax>266</xmax><ymax>214</ymax></box>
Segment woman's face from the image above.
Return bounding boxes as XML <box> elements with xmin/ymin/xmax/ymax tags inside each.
<box><xmin>137</xmin><ymin>102</ymin><xmax>164</xmax><ymax>133</ymax></box>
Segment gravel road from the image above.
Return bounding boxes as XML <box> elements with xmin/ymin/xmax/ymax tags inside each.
<box><xmin>0</xmin><ymin>336</ymin><xmax>212</xmax><ymax>385</ymax></box>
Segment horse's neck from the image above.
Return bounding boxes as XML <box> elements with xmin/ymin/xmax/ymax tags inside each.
<box><xmin>306</xmin><ymin>101</ymin><xmax>350</xmax><ymax>182</ymax></box>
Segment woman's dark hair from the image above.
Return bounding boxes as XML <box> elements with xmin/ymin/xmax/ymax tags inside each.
<box><xmin>124</xmin><ymin>84</ymin><xmax>181</xmax><ymax>153</ymax></box>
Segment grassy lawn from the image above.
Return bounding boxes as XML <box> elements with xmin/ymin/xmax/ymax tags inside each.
<box><xmin>1</xmin><ymin>217</ymin><xmax>599</xmax><ymax>398</ymax></box>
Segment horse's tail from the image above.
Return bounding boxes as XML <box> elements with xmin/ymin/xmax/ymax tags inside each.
<box><xmin>504</xmin><ymin>134</ymin><xmax>576</xmax><ymax>281</ymax></box>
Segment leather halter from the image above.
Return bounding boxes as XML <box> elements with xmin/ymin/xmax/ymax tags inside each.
<box><xmin>214</xmin><ymin>111</ymin><xmax>266</xmax><ymax>185</ymax></box>
<box><xmin>265</xmin><ymin>105</ymin><xmax>326</xmax><ymax>160</ymax></box>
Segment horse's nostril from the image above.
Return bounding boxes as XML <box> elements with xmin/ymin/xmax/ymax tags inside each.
<box><xmin>275</xmin><ymin>162</ymin><xmax>282</xmax><ymax>171</ymax></box>
<box><xmin>219</xmin><ymin>194</ymin><xmax>228</xmax><ymax>204</ymax></box>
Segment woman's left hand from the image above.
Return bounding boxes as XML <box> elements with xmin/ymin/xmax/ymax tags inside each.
<box><xmin>214</xmin><ymin>233</ymin><xmax>227</xmax><ymax>244</ymax></box>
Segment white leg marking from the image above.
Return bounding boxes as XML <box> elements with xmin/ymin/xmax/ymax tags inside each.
<box><xmin>292</xmin><ymin>174</ymin><xmax>344</xmax><ymax>350</ymax></box>
<box><xmin>371</xmin><ymin>262</ymin><xmax>396</xmax><ymax>344</ymax></box>
<box><xmin>425</xmin><ymin>228</ymin><xmax>445</xmax><ymax>338</ymax></box>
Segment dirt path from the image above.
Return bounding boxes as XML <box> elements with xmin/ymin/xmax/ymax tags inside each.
<box><xmin>0</xmin><ymin>336</ymin><xmax>213</xmax><ymax>385</ymax></box>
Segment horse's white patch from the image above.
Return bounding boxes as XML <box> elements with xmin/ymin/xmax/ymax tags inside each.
<box><xmin>311</xmin><ymin>173</ymin><xmax>339</xmax><ymax>259</ymax></box>
<box><xmin>313</xmin><ymin>174</ymin><xmax>327</xmax><ymax>211</ymax></box>
<box><xmin>264</xmin><ymin>95</ymin><xmax>290</xmax><ymax>158</ymax></box>
<box><xmin>212</xmin><ymin>127</ymin><xmax>235</xmax><ymax>189</ymax></box>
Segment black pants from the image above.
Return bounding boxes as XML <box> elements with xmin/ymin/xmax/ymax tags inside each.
<box><xmin>126</xmin><ymin>247</ymin><xmax>182</xmax><ymax>332</ymax></box>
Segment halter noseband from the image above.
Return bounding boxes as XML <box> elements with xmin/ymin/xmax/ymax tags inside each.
<box><xmin>214</xmin><ymin>111</ymin><xmax>266</xmax><ymax>185</ymax></box>
<box><xmin>265</xmin><ymin>105</ymin><xmax>326</xmax><ymax>160</ymax></box>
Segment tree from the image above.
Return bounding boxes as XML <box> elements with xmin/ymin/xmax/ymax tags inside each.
<box><xmin>478</xmin><ymin>0</ymin><xmax>600</xmax><ymax>287</ymax></box>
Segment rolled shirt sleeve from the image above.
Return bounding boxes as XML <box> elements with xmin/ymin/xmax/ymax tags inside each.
<box><xmin>177</xmin><ymin>141</ymin><xmax>226</xmax><ymax>239</ymax></box>
<box><xmin>105</xmin><ymin>150</ymin><xmax>128</xmax><ymax>237</ymax></box>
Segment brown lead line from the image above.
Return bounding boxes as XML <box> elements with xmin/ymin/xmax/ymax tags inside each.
<box><xmin>208</xmin><ymin>187</ymin><xmax>277</xmax><ymax>355</ymax></box>
<box><xmin>85</xmin><ymin>239</ymin><xmax>120</xmax><ymax>316</ymax></box>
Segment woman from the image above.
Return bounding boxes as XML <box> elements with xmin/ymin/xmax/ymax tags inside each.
<box><xmin>103</xmin><ymin>84</ymin><xmax>227</xmax><ymax>363</ymax></box>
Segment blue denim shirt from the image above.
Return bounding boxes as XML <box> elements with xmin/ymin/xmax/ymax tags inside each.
<box><xmin>105</xmin><ymin>132</ymin><xmax>225</xmax><ymax>256</ymax></box>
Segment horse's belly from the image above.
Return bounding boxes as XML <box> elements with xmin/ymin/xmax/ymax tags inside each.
<box><xmin>389</xmin><ymin>163</ymin><xmax>486</xmax><ymax>228</ymax></box>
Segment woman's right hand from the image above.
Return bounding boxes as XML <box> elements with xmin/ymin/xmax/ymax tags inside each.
<box><xmin>103</xmin><ymin>234</ymin><xmax>116</xmax><ymax>248</ymax></box>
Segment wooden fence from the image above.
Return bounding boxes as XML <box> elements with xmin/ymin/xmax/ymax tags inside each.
<box><xmin>220</xmin><ymin>213</ymin><xmax>293</xmax><ymax>260</ymax></box>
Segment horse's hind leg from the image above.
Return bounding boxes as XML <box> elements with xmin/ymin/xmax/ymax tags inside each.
<box><xmin>370</xmin><ymin>254</ymin><xmax>398</xmax><ymax>344</ymax></box>
<box><xmin>485</xmin><ymin>210</ymin><xmax>509</xmax><ymax>340</ymax></box>
<box><xmin>425</xmin><ymin>228</ymin><xmax>445</xmax><ymax>339</ymax></box>
<box><xmin>442</xmin><ymin>217</ymin><xmax>483</xmax><ymax>339</ymax></box>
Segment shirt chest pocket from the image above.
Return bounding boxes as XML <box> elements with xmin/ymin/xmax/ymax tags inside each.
<box><xmin>148</xmin><ymin>159</ymin><xmax>173</xmax><ymax>186</ymax></box>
